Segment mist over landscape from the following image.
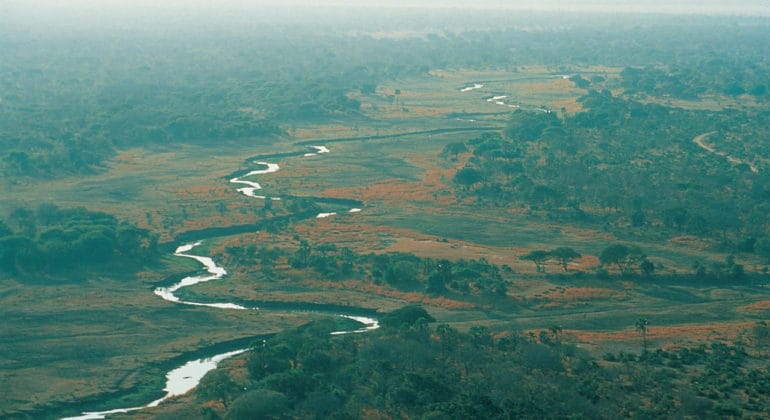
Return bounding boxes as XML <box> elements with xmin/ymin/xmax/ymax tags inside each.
<box><xmin>2</xmin><ymin>1</ymin><xmax>770</xmax><ymax>419</ymax></box>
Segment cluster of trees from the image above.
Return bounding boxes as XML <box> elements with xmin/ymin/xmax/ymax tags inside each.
<box><xmin>518</xmin><ymin>242</ymin><xmax>750</xmax><ymax>283</ymax></box>
<box><xmin>519</xmin><ymin>247</ymin><xmax>581</xmax><ymax>273</ymax></box>
<box><xmin>372</xmin><ymin>253</ymin><xmax>510</xmax><ymax>297</ymax></box>
<box><xmin>598</xmin><ymin>244</ymin><xmax>653</xmax><ymax>277</ymax></box>
<box><xmin>604</xmin><ymin>339</ymin><xmax>768</xmax><ymax>416</ymax></box>
<box><xmin>184</xmin><ymin>308</ymin><xmax>770</xmax><ymax>419</ymax></box>
<box><xmin>286</xmin><ymin>242</ymin><xmax>510</xmax><ymax>296</ymax></box>
<box><xmin>449</xmin><ymin>91</ymin><xmax>770</xmax><ymax>254</ymax></box>
<box><xmin>0</xmin><ymin>205</ymin><xmax>158</xmax><ymax>277</ymax></box>
<box><xmin>219</xmin><ymin>240</ymin><xmax>510</xmax><ymax>298</ymax></box>
<box><xmin>690</xmin><ymin>255</ymin><xmax>746</xmax><ymax>282</ymax></box>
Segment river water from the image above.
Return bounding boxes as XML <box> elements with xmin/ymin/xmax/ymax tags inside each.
<box><xmin>62</xmin><ymin>145</ymin><xmax>377</xmax><ymax>419</ymax></box>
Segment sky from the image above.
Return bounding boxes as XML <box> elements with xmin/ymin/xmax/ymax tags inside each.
<box><xmin>2</xmin><ymin>0</ymin><xmax>768</xmax><ymax>35</ymax></box>
<box><xmin>3</xmin><ymin>0</ymin><xmax>770</xmax><ymax>16</ymax></box>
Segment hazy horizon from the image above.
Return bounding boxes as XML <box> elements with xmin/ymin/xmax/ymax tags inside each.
<box><xmin>2</xmin><ymin>0</ymin><xmax>768</xmax><ymax>40</ymax></box>
<box><xmin>3</xmin><ymin>0</ymin><xmax>769</xmax><ymax>25</ymax></box>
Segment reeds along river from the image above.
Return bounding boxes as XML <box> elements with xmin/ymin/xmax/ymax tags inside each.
<box><xmin>62</xmin><ymin>145</ymin><xmax>377</xmax><ymax>420</ymax></box>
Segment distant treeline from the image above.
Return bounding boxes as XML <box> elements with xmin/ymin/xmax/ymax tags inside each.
<box><xmin>0</xmin><ymin>205</ymin><xmax>158</xmax><ymax>278</ymax></box>
<box><xmin>2</xmin><ymin>15</ymin><xmax>767</xmax><ymax>177</ymax></box>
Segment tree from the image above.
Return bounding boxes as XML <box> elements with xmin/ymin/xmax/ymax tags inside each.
<box><xmin>442</xmin><ymin>142</ymin><xmax>468</xmax><ymax>160</ymax></box>
<box><xmin>520</xmin><ymin>250</ymin><xmax>550</xmax><ymax>273</ymax></box>
<box><xmin>752</xmin><ymin>321</ymin><xmax>769</xmax><ymax>357</ymax></box>
<box><xmin>549</xmin><ymin>247</ymin><xmax>581</xmax><ymax>272</ymax></box>
<box><xmin>635</xmin><ymin>318</ymin><xmax>649</xmax><ymax>353</ymax></box>
<box><xmin>663</xmin><ymin>207</ymin><xmax>689</xmax><ymax>231</ymax></box>
<box><xmin>549</xmin><ymin>325</ymin><xmax>563</xmax><ymax>343</ymax></box>
<box><xmin>599</xmin><ymin>244</ymin><xmax>645</xmax><ymax>276</ymax></box>
<box><xmin>504</xmin><ymin>109</ymin><xmax>560</xmax><ymax>141</ymax></box>
<box><xmin>384</xmin><ymin>260</ymin><xmax>418</xmax><ymax>288</ymax></box>
<box><xmin>640</xmin><ymin>259</ymin><xmax>655</xmax><ymax>277</ymax></box>
<box><xmin>454</xmin><ymin>167</ymin><xmax>484</xmax><ymax>188</ymax></box>
<box><xmin>381</xmin><ymin>305</ymin><xmax>435</xmax><ymax>329</ymax></box>
<box><xmin>289</xmin><ymin>240</ymin><xmax>311</xmax><ymax>268</ymax></box>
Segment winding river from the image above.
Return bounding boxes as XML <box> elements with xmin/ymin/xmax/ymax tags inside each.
<box><xmin>62</xmin><ymin>145</ymin><xmax>378</xmax><ymax>420</ymax></box>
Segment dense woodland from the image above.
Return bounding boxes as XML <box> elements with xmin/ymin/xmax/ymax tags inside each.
<box><xmin>450</xmin><ymin>89</ymin><xmax>770</xmax><ymax>254</ymax></box>
<box><xmin>181</xmin><ymin>309</ymin><xmax>770</xmax><ymax>419</ymax></box>
<box><xmin>0</xmin><ymin>205</ymin><xmax>158</xmax><ymax>277</ymax></box>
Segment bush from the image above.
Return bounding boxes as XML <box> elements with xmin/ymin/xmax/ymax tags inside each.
<box><xmin>380</xmin><ymin>305</ymin><xmax>435</xmax><ymax>329</ymax></box>
<box><xmin>226</xmin><ymin>389</ymin><xmax>288</xmax><ymax>420</ymax></box>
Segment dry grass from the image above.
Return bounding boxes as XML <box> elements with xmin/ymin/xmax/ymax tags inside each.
<box><xmin>567</xmin><ymin>321</ymin><xmax>754</xmax><ymax>348</ymax></box>
<box><xmin>738</xmin><ymin>300</ymin><xmax>770</xmax><ymax>313</ymax></box>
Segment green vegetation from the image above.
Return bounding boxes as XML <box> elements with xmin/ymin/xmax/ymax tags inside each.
<box><xmin>450</xmin><ymin>97</ymin><xmax>770</xmax><ymax>253</ymax></box>
<box><xmin>520</xmin><ymin>247</ymin><xmax>581</xmax><ymax>273</ymax></box>
<box><xmin>0</xmin><ymin>205</ymin><xmax>158</xmax><ymax>278</ymax></box>
<box><xmin>182</xmin><ymin>314</ymin><xmax>770</xmax><ymax>419</ymax></box>
<box><xmin>221</xmin><ymin>239</ymin><xmax>510</xmax><ymax>298</ymax></box>
<box><xmin>2</xmin><ymin>4</ymin><xmax>770</xmax><ymax>418</ymax></box>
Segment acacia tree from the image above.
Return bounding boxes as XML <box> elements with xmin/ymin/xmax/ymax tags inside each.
<box><xmin>599</xmin><ymin>244</ymin><xmax>645</xmax><ymax>276</ymax></box>
<box><xmin>549</xmin><ymin>247</ymin><xmax>581</xmax><ymax>272</ymax></box>
<box><xmin>520</xmin><ymin>250</ymin><xmax>550</xmax><ymax>273</ymax></box>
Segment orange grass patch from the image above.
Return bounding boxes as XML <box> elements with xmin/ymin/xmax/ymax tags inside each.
<box><xmin>110</xmin><ymin>149</ymin><xmax>145</xmax><ymax>171</ymax></box>
<box><xmin>552</xmin><ymin>98</ymin><xmax>583</xmax><ymax>113</ymax></box>
<box><xmin>570</xmin><ymin>255</ymin><xmax>599</xmax><ymax>271</ymax></box>
<box><xmin>519</xmin><ymin>78</ymin><xmax>576</xmax><ymax>93</ymax></box>
<box><xmin>322</xmin><ymin>177</ymin><xmax>453</xmax><ymax>205</ymax></box>
<box><xmin>320</xmin><ymin>163</ymin><xmax>456</xmax><ymax>205</ymax></box>
<box><xmin>738</xmin><ymin>300</ymin><xmax>770</xmax><ymax>313</ymax></box>
<box><xmin>668</xmin><ymin>235</ymin><xmax>711</xmax><ymax>250</ymax></box>
<box><xmin>179</xmin><ymin>214</ymin><xmax>258</xmax><ymax>232</ymax></box>
<box><xmin>293</xmin><ymin>222</ymin><xmax>436</xmax><ymax>251</ymax></box>
<box><xmin>293</xmin><ymin>221</ymin><xmax>591</xmax><ymax>274</ymax></box>
<box><xmin>567</xmin><ymin>321</ymin><xmax>754</xmax><ymax>347</ymax></box>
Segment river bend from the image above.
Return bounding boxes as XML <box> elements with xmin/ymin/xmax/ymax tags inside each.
<box><xmin>63</xmin><ymin>145</ymin><xmax>378</xmax><ymax>419</ymax></box>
